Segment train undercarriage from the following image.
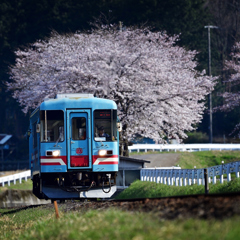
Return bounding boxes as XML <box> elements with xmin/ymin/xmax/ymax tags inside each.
<box><xmin>32</xmin><ymin>172</ymin><xmax>117</xmax><ymax>200</ymax></box>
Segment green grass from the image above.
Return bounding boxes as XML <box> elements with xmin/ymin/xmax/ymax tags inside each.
<box><xmin>178</xmin><ymin>151</ymin><xmax>240</xmax><ymax>169</ymax></box>
<box><xmin>1</xmin><ymin>206</ymin><xmax>240</xmax><ymax>240</ymax></box>
<box><xmin>130</xmin><ymin>150</ymin><xmax>240</xmax><ymax>168</ymax></box>
<box><xmin>0</xmin><ymin>163</ymin><xmax>240</xmax><ymax>240</ymax></box>
<box><xmin>0</xmin><ymin>151</ymin><xmax>240</xmax><ymax>240</ymax></box>
<box><xmin>7</xmin><ymin>179</ymin><xmax>32</xmax><ymax>190</ymax></box>
<box><xmin>20</xmin><ymin>211</ymin><xmax>240</xmax><ymax>240</ymax></box>
<box><xmin>0</xmin><ymin>206</ymin><xmax>53</xmax><ymax>240</ymax></box>
<box><xmin>115</xmin><ymin>178</ymin><xmax>240</xmax><ymax>199</ymax></box>
<box><xmin>0</xmin><ymin>179</ymin><xmax>32</xmax><ymax>193</ymax></box>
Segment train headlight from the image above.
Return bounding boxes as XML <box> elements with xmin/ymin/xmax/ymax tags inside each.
<box><xmin>52</xmin><ymin>150</ymin><xmax>60</xmax><ymax>157</ymax></box>
<box><xmin>99</xmin><ymin>149</ymin><xmax>107</xmax><ymax>156</ymax></box>
<box><xmin>46</xmin><ymin>150</ymin><xmax>60</xmax><ymax>157</ymax></box>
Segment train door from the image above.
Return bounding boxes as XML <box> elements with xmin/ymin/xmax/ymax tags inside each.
<box><xmin>67</xmin><ymin>110</ymin><xmax>91</xmax><ymax>169</ymax></box>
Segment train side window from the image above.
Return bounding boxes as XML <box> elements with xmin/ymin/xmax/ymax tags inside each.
<box><xmin>40</xmin><ymin>110</ymin><xmax>64</xmax><ymax>142</ymax></box>
<box><xmin>72</xmin><ymin>117</ymin><xmax>86</xmax><ymax>140</ymax></box>
<box><xmin>94</xmin><ymin>110</ymin><xmax>117</xmax><ymax>142</ymax></box>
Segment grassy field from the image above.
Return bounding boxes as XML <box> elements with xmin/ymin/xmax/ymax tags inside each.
<box><xmin>130</xmin><ymin>150</ymin><xmax>240</xmax><ymax>169</ymax></box>
<box><xmin>115</xmin><ymin>178</ymin><xmax>240</xmax><ymax>199</ymax></box>
<box><xmin>1</xmin><ymin>203</ymin><xmax>240</xmax><ymax>240</ymax></box>
<box><xmin>177</xmin><ymin>151</ymin><xmax>240</xmax><ymax>169</ymax></box>
<box><xmin>0</xmin><ymin>179</ymin><xmax>32</xmax><ymax>193</ymax></box>
<box><xmin>0</xmin><ymin>151</ymin><xmax>240</xmax><ymax>240</ymax></box>
<box><xmin>0</xmin><ymin>151</ymin><xmax>240</xmax><ymax>239</ymax></box>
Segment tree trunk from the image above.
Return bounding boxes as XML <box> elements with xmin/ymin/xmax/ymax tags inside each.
<box><xmin>119</xmin><ymin>131</ymin><xmax>129</xmax><ymax>157</ymax></box>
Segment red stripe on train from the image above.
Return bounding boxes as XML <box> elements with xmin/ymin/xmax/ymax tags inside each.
<box><xmin>98</xmin><ymin>161</ymin><xmax>119</xmax><ymax>165</ymax></box>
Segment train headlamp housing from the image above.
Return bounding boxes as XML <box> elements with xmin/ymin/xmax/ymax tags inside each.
<box><xmin>46</xmin><ymin>150</ymin><xmax>60</xmax><ymax>157</ymax></box>
<box><xmin>98</xmin><ymin>150</ymin><xmax>113</xmax><ymax>157</ymax></box>
<box><xmin>99</xmin><ymin>149</ymin><xmax>107</xmax><ymax>156</ymax></box>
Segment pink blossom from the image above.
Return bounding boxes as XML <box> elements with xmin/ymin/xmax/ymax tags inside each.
<box><xmin>7</xmin><ymin>26</ymin><xmax>216</xmax><ymax>142</ymax></box>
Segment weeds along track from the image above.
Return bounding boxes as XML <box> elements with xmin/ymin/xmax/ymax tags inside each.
<box><xmin>2</xmin><ymin>193</ymin><xmax>240</xmax><ymax>220</ymax></box>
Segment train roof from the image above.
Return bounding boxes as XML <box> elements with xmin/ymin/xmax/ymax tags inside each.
<box><xmin>39</xmin><ymin>93</ymin><xmax>117</xmax><ymax>111</ymax></box>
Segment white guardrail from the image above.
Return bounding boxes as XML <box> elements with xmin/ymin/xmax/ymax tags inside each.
<box><xmin>128</xmin><ymin>143</ymin><xmax>240</xmax><ymax>152</ymax></box>
<box><xmin>0</xmin><ymin>170</ymin><xmax>31</xmax><ymax>187</ymax></box>
<box><xmin>141</xmin><ymin>161</ymin><xmax>240</xmax><ymax>186</ymax></box>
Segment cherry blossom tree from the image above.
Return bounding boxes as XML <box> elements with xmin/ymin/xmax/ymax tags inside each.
<box><xmin>218</xmin><ymin>42</ymin><xmax>240</xmax><ymax>136</ymax></box>
<box><xmin>7</xmin><ymin>26</ymin><xmax>216</xmax><ymax>154</ymax></box>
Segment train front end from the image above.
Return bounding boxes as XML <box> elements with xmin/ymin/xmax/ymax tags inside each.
<box><xmin>29</xmin><ymin>94</ymin><xmax>120</xmax><ymax>200</ymax></box>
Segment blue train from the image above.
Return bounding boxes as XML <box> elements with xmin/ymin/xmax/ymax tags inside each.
<box><xmin>29</xmin><ymin>93</ymin><xmax>121</xmax><ymax>200</ymax></box>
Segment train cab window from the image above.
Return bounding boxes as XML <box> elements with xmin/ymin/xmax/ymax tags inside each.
<box><xmin>94</xmin><ymin>110</ymin><xmax>117</xmax><ymax>142</ymax></box>
<box><xmin>40</xmin><ymin>110</ymin><xmax>64</xmax><ymax>142</ymax></box>
<box><xmin>72</xmin><ymin>117</ymin><xmax>86</xmax><ymax>140</ymax></box>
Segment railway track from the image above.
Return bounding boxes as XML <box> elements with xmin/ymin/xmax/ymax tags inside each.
<box><xmin>2</xmin><ymin>192</ymin><xmax>240</xmax><ymax>220</ymax></box>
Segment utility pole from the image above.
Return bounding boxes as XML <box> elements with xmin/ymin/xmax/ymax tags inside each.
<box><xmin>119</xmin><ymin>21</ymin><xmax>123</xmax><ymax>32</ymax></box>
<box><xmin>204</xmin><ymin>25</ymin><xmax>218</xmax><ymax>143</ymax></box>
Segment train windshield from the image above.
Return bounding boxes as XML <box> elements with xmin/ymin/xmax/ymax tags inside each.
<box><xmin>94</xmin><ymin>110</ymin><xmax>117</xmax><ymax>142</ymax></box>
<box><xmin>40</xmin><ymin>110</ymin><xmax>64</xmax><ymax>142</ymax></box>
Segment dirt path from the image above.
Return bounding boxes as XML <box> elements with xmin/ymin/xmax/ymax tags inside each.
<box><xmin>132</xmin><ymin>153</ymin><xmax>180</xmax><ymax>168</ymax></box>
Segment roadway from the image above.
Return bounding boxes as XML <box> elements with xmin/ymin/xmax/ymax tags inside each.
<box><xmin>131</xmin><ymin>153</ymin><xmax>180</xmax><ymax>168</ymax></box>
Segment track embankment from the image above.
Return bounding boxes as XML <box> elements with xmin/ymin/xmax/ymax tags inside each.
<box><xmin>45</xmin><ymin>193</ymin><xmax>240</xmax><ymax>220</ymax></box>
